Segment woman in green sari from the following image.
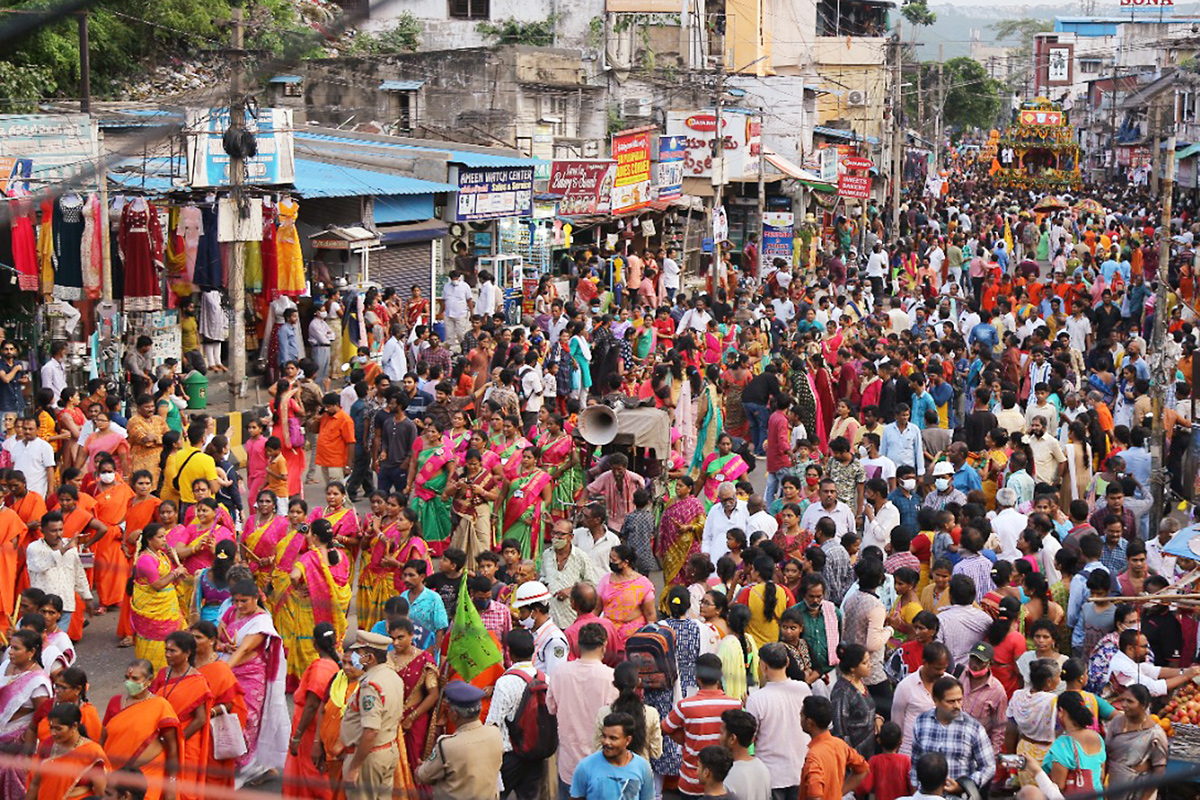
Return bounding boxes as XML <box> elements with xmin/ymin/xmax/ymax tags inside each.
<box><xmin>537</xmin><ymin>412</ymin><xmax>584</xmax><ymax>527</ymax></box>
<box><xmin>501</xmin><ymin>448</ymin><xmax>553</xmax><ymax>559</ymax></box>
<box><xmin>407</xmin><ymin>419</ymin><xmax>455</xmax><ymax>557</ymax></box>
<box><xmin>690</xmin><ymin>364</ymin><xmax>724</xmax><ymax>474</ymax></box>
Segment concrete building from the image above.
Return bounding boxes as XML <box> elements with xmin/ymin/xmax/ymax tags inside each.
<box><xmin>365</xmin><ymin>0</ymin><xmax>602</xmax><ymax>51</ymax></box>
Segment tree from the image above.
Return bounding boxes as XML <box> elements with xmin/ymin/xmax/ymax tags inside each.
<box><xmin>346</xmin><ymin>13</ymin><xmax>422</xmax><ymax>55</ymax></box>
<box><xmin>990</xmin><ymin>18</ymin><xmax>1052</xmax><ymax>90</ymax></box>
<box><xmin>475</xmin><ymin>16</ymin><xmax>557</xmax><ymax>46</ymax></box>
<box><xmin>907</xmin><ymin>56</ymin><xmax>1004</xmax><ymax>133</ymax></box>
<box><xmin>901</xmin><ymin>0</ymin><xmax>936</xmax><ymax>28</ymax></box>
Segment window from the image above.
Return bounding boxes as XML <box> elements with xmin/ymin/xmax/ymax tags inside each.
<box><xmin>449</xmin><ymin>0</ymin><xmax>489</xmax><ymax>19</ymax></box>
<box><xmin>283</xmin><ymin>82</ymin><xmax>302</xmax><ymax>98</ymax></box>
<box><xmin>397</xmin><ymin>92</ymin><xmax>414</xmax><ymax>135</ymax></box>
<box><xmin>540</xmin><ymin>94</ymin><xmax>568</xmax><ymax>136</ymax></box>
<box><xmin>1079</xmin><ymin>59</ymin><xmax>1102</xmax><ymax>74</ymax></box>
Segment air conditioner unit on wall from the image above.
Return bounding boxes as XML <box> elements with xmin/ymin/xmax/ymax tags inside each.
<box><xmin>847</xmin><ymin>90</ymin><xmax>869</xmax><ymax>107</ymax></box>
<box><xmin>621</xmin><ymin>98</ymin><xmax>652</xmax><ymax>118</ymax></box>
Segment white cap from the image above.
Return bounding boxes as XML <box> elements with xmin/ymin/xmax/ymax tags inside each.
<box><xmin>513</xmin><ymin>581</ymin><xmax>552</xmax><ymax>608</ymax></box>
<box><xmin>932</xmin><ymin>462</ymin><xmax>954</xmax><ymax>477</ymax></box>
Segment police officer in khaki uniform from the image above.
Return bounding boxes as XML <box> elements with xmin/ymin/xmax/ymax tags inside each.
<box><xmin>340</xmin><ymin>630</ymin><xmax>406</xmax><ymax>800</ymax></box>
<box><xmin>416</xmin><ymin>680</ymin><xmax>504</xmax><ymax>800</ymax></box>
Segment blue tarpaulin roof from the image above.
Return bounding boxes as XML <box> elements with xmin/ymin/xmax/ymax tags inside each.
<box><xmin>814</xmin><ymin>125</ymin><xmax>880</xmax><ymax>145</ymax></box>
<box><xmin>107</xmin><ymin>156</ymin><xmax>457</xmax><ymax>199</ymax></box>
<box><xmin>269</xmin><ymin>75</ymin><xmax>304</xmax><ymax>84</ymax></box>
<box><xmin>379</xmin><ymin>80</ymin><xmax>424</xmax><ymax>91</ymax></box>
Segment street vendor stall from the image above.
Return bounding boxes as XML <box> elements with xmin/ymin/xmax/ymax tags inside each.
<box><xmin>994</xmin><ymin>98</ymin><xmax>1082</xmax><ymax>192</ymax></box>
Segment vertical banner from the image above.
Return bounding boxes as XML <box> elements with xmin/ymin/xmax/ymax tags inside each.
<box><xmin>762</xmin><ymin>211</ymin><xmax>795</xmax><ymax>268</ymax></box>
<box><xmin>656</xmin><ymin>135</ymin><xmax>686</xmax><ymax>201</ymax></box>
<box><xmin>611</xmin><ymin>129</ymin><xmax>653</xmax><ymax>213</ymax></box>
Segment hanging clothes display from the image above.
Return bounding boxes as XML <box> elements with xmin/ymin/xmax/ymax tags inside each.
<box><xmin>245</xmin><ymin>240</ymin><xmax>262</xmax><ymax>292</ymax></box>
<box><xmin>261</xmin><ymin>197</ymin><xmax>279</xmax><ymax>299</ymax></box>
<box><xmin>276</xmin><ymin>196</ymin><xmax>303</xmax><ymax>297</ymax></box>
<box><xmin>165</xmin><ymin>206</ymin><xmax>189</xmax><ymax>301</ymax></box>
<box><xmin>119</xmin><ymin>197</ymin><xmax>164</xmax><ymax>312</ymax></box>
<box><xmin>52</xmin><ymin>193</ymin><xmax>85</xmax><ymax>300</ymax></box>
<box><xmin>193</xmin><ymin>201</ymin><xmax>222</xmax><ymax>290</ymax></box>
<box><xmin>181</xmin><ymin>204</ymin><xmax>202</xmax><ymax>283</ymax></box>
<box><xmin>9</xmin><ymin>195</ymin><xmax>38</xmax><ymax>292</ymax></box>
<box><xmin>199</xmin><ymin>289</ymin><xmax>228</xmax><ymax>370</ymax></box>
<box><xmin>81</xmin><ymin>194</ymin><xmax>102</xmax><ymax>300</ymax></box>
<box><xmin>36</xmin><ymin>199</ymin><xmax>53</xmax><ymax>293</ymax></box>
<box><xmin>109</xmin><ymin>196</ymin><xmax>125</xmax><ymax>301</ymax></box>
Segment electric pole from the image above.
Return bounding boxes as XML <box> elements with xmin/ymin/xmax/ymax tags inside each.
<box><xmin>1151</xmin><ymin>97</ymin><xmax>1161</xmax><ymax>196</ymax></box>
<box><xmin>935</xmin><ymin>44</ymin><xmax>944</xmax><ymax>167</ymax></box>
<box><xmin>77</xmin><ymin>12</ymin><xmax>89</xmax><ymax>113</ymax></box>
<box><xmin>228</xmin><ymin>3</ymin><xmax>248</xmax><ymax>408</ymax></box>
<box><xmin>891</xmin><ymin>21</ymin><xmax>902</xmax><ymax>240</ymax></box>
<box><xmin>1149</xmin><ymin>129</ymin><xmax>1176</xmax><ymax>534</ymax></box>
<box><xmin>713</xmin><ymin>75</ymin><xmax>724</xmax><ymax>294</ymax></box>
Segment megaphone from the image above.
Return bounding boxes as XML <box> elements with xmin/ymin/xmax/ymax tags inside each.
<box><xmin>578</xmin><ymin>405</ymin><xmax>618</xmax><ymax>446</ymax></box>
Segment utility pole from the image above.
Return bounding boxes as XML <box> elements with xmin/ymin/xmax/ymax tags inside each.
<box><xmin>77</xmin><ymin>12</ymin><xmax>89</xmax><ymax>113</ymax></box>
<box><xmin>917</xmin><ymin>62</ymin><xmax>925</xmax><ymax>147</ymax></box>
<box><xmin>756</xmin><ymin>110</ymin><xmax>764</xmax><ymax>274</ymax></box>
<box><xmin>1150</xmin><ymin>96</ymin><xmax>1162</xmax><ymax>196</ymax></box>
<box><xmin>935</xmin><ymin>44</ymin><xmax>944</xmax><ymax>166</ymax></box>
<box><xmin>890</xmin><ymin>21</ymin><xmax>902</xmax><ymax>241</ymax></box>
<box><xmin>1149</xmin><ymin>128</ymin><xmax>1176</xmax><ymax>534</ymax></box>
<box><xmin>228</xmin><ymin>4</ymin><xmax>248</xmax><ymax>408</ymax></box>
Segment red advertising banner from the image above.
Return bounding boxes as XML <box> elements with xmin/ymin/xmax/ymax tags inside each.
<box><xmin>547</xmin><ymin>160</ymin><xmax>615</xmax><ymax>216</ymax></box>
<box><xmin>1019</xmin><ymin>109</ymin><xmax>1063</xmax><ymax>127</ymax></box>
<box><xmin>611</xmin><ymin>130</ymin><xmax>652</xmax><ymax>213</ymax></box>
<box><xmin>838</xmin><ymin>173</ymin><xmax>872</xmax><ymax>199</ymax></box>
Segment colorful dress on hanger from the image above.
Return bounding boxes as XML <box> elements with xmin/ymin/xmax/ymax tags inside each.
<box><xmin>194</xmin><ymin>204</ymin><xmax>222</xmax><ymax>290</ymax></box>
<box><xmin>261</xmin><ymin>201</ymin><xmax>278</xmax><ymax>299</ymax></box>
<box><xmin>52</xmin><ymin>195</ymin><xmax>86</xmax><ymax>300</ymax></box>
<box><xmin>9</xmin><ymin>197</ymin><xmax>37</xmax><ymax>291</ymax></box>
<box><xmin>108</xmin><ymin>198</ymin><xmax>124</xmax><ymax>300</ymax></box>
<box><xmin>119</xmin><ymin>200</ymin><xmax>164</xmax><ymax>312</ymax></box>
<box><xmin>36</xmin><ymin>201</ymin><xmax>53</xmax><ymax>293</ymax></box>
<box><xmin>276</xmin><ymin>198</ymin><xmax>303</xmax><ymax>297</ymax></box>
<box><xmin>81</xmin><ymin>194</ymin><xmax>102</xmax><ymax>300</ymax></box>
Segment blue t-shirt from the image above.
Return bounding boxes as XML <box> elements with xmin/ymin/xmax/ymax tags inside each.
<box><xmin>370</xmin><ymin>618</ymin><xmax>430</xmax><ymax>652</ymax></box>
<box><xmin>569</xmin><ymin>751</ymin><xmax>654</xmax><ymax>800</ymax></box>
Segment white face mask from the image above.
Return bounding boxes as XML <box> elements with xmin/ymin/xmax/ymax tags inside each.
<box><xmin>935</xmin><ymin>477</ymin><xmax>951</xmax><ymax>492</ymax></box>
<box><xmin>519</xmin><ymin>614</ymin><xmax>536</xmax><ymax>630</ymax></box>
<box><xmin>858</xmin><ymin>446</ymin><xmax>868</xmax><ymax>458</ymax></box>
<box><xmin>349</xmin><ymin>652</ymin><xmax>364</xmax><ymax>669</ymax></box>
<box><xmin>99</xmin><ymin>473</ymin><xmax>116</xmax><ymax>485</ymax></box>
<box><xmin>902</xmin><ymin>478</ymin><xmax>916</xmax><ymax>492</ymax></box>
<box><xmin>318</xmin><ymin>310</ymin><xmax>328</xmax><ymax>319</ymax></box>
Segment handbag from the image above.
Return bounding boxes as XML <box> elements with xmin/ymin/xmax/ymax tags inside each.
<box><xmin>210</xmin><ymin>710</ymin><xmax>248</xmax><ymax>760</ymax></box>
<box><xmin>287</xmin><ymin>412</ymin><xmax>305</xmax><ymax>450</ymax></box>
<box><xmin>1063</xmin><ymin>738</ymin><xmax>1095</xmax><ymax>793</ymax></box>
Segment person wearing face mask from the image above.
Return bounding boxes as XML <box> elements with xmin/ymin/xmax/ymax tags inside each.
<box><xmin>540</xmin><ymin>520</ymin><xmax>599</xmax><ymax>628</ymax></box>
<box><xmin>92</xmin><ymin>455</ymin><xmax>136</xmax><ymax>609</ymax></box>
<box><xmin>512</xmin><ymin>580</ymin><xmax>569</xmax><ymax>678</ymax></box>
<box><xmin>340</xmin><ymin>629</ymin><xmax>406</xmax><ymax>800</ymax></box>
<box><xmin>102</xmin><ymin>657</ymin><xmax>180</xmax><ymax>800</ymax></box>
<box><xmin>923</xmin><ymin>462</ymin><xmax>966</xmax><ymax>512</ymax></box>
<box><xmin>308</xmin><ymin>304</ymin><xmax>336</xmax><ymax>387</ymax></box>
<box><xmin>960</xmin><ymin>642</ymin><xmax>1008</xmax><ymax>757</ymax></box>
<box><xmin>440</xmin><ymin>270</ymin><xmax>475</xmax><ymax>352</ymax></box>
<box><xmin>888</xmin><ymin>465</ymin><xmax>921</xmax><ymax>532</ymax></box>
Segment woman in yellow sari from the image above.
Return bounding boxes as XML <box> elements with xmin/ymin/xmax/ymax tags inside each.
<box><xmin>242</xmin><ymin>489</ymin><xmax>288</xmax><ymax>596</ymax></box>
<box><xmin>356</xmin><ymin>493</ymin><xmax>402</xmax><ymax>632</ymax></box>
<box><xmin>279</xmin><ymin>517</ymin><xmax>350</xmax><ymax>690</ymax></box>
<box><xmin>981</xmin><ymin>428</ymin><xmax>1010</xmax><ymax>508</ymax></box>
<box><xmin>129</xmin><ymin>524</ymin><xmax>188</xmax><ymax>674</ymax></box>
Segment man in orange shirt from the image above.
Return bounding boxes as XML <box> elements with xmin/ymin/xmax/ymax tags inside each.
<box><xmin>800</xmin><ymin>695</ymin><xmax>869</xmax><ymax>800</ymax></box>
<box><xmin>316</xmin><ymin>392</ymin><xmax>355</xmax><ymax>483</ymax></box>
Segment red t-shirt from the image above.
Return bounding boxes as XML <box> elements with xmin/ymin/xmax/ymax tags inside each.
<box><xmin>859</xmin><ymin>753</ymin><xmax>913</xmax><ymax>800</ymax></box>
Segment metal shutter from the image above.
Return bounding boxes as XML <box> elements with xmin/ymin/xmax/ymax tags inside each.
<box><xmin>372</xmin><ymin>242</ymin><xmax>432</xmax><ymax>298</ymax></box>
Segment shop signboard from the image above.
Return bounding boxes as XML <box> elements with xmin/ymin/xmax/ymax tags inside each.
<box><xmin>0</xmin><ymin>114</ymin><xmax>99</xmax><ymax>190</ymax></box>
<box><xmin>547</xmin><ymin>160</ymin><xmax>615</xmax><ymax>216</ymax></box>
<box><xmin>656</xmin><ymin>135</ymin><xmax>686</xmax><ymax>201</ymax></box>
<box><xmin>665</xmin><ymin>109</ymin><xmax>758</xmax><ymax>181</ymax></box>
<box><xmin>838</xmin><ymin>173</ymin><xmax>872</xmax><ymax>199</ymax></box>
<box><xmin>454</xmin><ymin>166</ymin><xmax>535</xmax><ymax>221</ymax></box>
<box><xmin>523</xmin><ymin>277</ymin><xmax>540</xmax><ymax>315</ymax></box>
<box><xmin>820</xmin><ymin>148</ymin><xmax>839</xmax><ymax>183</ymax></box>
<box><xmin>611</xmin><ymin>129</ymin><xmax>652</xmax><ymax>214</ymax></box>
<box><xmin>187</xmin><ymin>107</ymin><xmax>296</xmax><ymax>187</ymax></box>
<box><xmin>762</xmin><ymin>211</ymin><xmax>794</xmax><ymax>268</ymax></box>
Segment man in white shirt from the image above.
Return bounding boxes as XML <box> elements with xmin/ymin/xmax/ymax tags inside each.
<box><xmin>475</xmin><ymin>270</ymin><xmax>503</xmax><ymax>318</ymax></box>
<box><xmin>1146</xmin><ymin>521</ymin><xmax>1178</xmax><ymax>578</ymax></box>
<box><xmin>800</xmin><ymin>480</ymin><xmax>857</xmax><ymax>538</ymax></box>
<box><xmin>379</xmin><ymin>324</ymin><xmax>408</xmax><ymax>383</ymax></box>
<box><xmin>866</xmin><ymin>242</ymin><xmax>889</xmax><ymax>295</ymax></box>
<box><xmin>721</xmin><ymin>710</ymin><xmax>772</xmax><ymax>800</ymax></box>
<box><xmin>548</xmin><ymin>301</ymin><xmax>570</xmax><ymax>342</ymax></box>
<box><xmin>4</xmin><ymin>417</ymin><xmax>55</xmax><ymax>498</ymax></box>
<box><xmin>676</xmin><ymin>298</ymin><xmax>713</xmax><ymax>337</ymax></box>
<box><xmin>861</xmin><ymin>478</ymin><xmax>900</xmax><ymax>552</ymax></box>
<box><xmin>26</xmin><ymin>512</ymin><xmax>94</xmax><ymax>634</ymax></box>
<box><xmin>989</xmin><ymin>488</ymin><xmax>1027</xmax><ymax>561</ymax></box>
<box><xmin>518</xmin><ymin>353</ymin><xmax>544</xmax><ymax>430</ymax></box>
<box><xmin>572</xmin><ymin>503</ymin><xmax>621</xmax><ymax>575</ymax></box>
<box><xmin>439</xmin><ymin>271</ymin><xmax>474</xmax><ymax>351</ymax></box>
<box><xmin>746</xmin><ymin>494</ymin><xmax>778</xmax><ymax>538</ymax></box>
<box><xmin>660</xmin><ymin>247</ymin><xmax>681</xmax><ymax>301</ymax></box>
<box><xmin>702</xmin><ymin>482</ymin><xmax>750</xmax><ymax>562</ymax></box>
<box><xmin>40</xmin><ymin>342</ymin><xmax>67</xmax><ymax>407</ymax></box>
<box><xmin>1108</xmin><ymin>631</ymin><xmax>1200</xmax><ymax>696</ymax></box>
<box><xmin>928</xmin><ymin>241</ymin><xmax>946</xmax><ymax>277</ymax></box>
<box><xmin>771</xmin><ymin>296</ymin><xmax>796</xmax><ymax>324</ymax></box>
<box><xmin>744</xmin><ymin>644</ymin><xmax>811</xmax><ymax>799</ymax></box>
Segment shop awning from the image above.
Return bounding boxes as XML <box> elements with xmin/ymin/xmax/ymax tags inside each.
<box><xmin>763</xmin><ymin>148</ymin><xmax>834</xmax><ymax>187</ymax></box>
<box><xmin>294</xmin><ymin>159</ymin><xmax>458</xmax><ymax>199</ymax></box>
<box><xmin>309</xmin><ymin>226</ymin><xmax>381</xmax><ymax>250</ymax></box>
<box><xmin>378</xmin><ymin>220</ymin><xmax>448</xmax><ymax>245</ymax></box>
<box><xmin>379</xmin><ymin>80</ymin><xmax>424</xmax><ymax>91</ymax></box>
<box><xmin>814</xmin><ymin>126</ymin><xmax>880</xmax><ymax>145</ymax></box>
<box><xmin>375</xmin><ymin>194</ymin><xmax>435</xmax><ymax>224</ymax></box>
<box><xmin>296</xmin><ymin>131</ymin><xmax>542</xmax><ymax>169</ymax></box>
<box><xmin>1178</xmin><ymin>143</ymin><xmax>1200</xmax><ymax>161</ymax></box>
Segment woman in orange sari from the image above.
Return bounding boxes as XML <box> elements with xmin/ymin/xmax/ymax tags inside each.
<box><xmin>271</xmin><ymin>381</ymin><xmax>306</xmax><ymax>499</ymax></box>
<box><xmin>189</xmin><ymin>621</ymin><xmax>246</xmax><ymax>792</ymax></box>
<box><xmin>282</xmin><ymin>622</ymin><xmax>340</xmax><ymax>800</ymax></box>
<box><xmin>27</xmin><ymin>704</ymin><xmax>109</xmax><ymax>800</ymax></box>
<box><xmin>93</xmin><ymin>457</ymin><xmax>135</xmax><ymax>610</ymax></box>
<box><xmin>33</xmin><ymin>666</ymin><xmax>103</xmax><ymax>747</ymax></box>
<box><xmin>119</xmin><ymin>472</ymin><xmax>162</xmax><ymax>648</ymax></box>
<box><xmin>150</xmin><ymin>632</ymin><xmax>212</xmax><ymax>800</ymax></box>
<box><xmin>315</xmin><ymin>655</ymin><xmax>361</xmax><ymax>800</ymax></box>
<box><xmin>100</xmin><ymin>659</ymin><xmax>180</xmax><ymax>800</ymax></box>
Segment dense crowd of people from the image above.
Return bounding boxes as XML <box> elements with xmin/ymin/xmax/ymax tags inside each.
<box><xmin>0</xmin><ymin>180</ymin><xmax>1199</xmax><ymax>800</ymax></box>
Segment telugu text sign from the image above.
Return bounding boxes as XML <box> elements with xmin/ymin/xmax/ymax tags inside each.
<box><xmin>611</xmin><ymin>130</ymin><xmax>652</xmax><ymax>214</ymax></box>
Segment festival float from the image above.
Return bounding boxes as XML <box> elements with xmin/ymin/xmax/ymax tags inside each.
<box><xmin>993</xmin><ymin>98</ymin><xmax>1083</xmax><ymax>191</ymax></box>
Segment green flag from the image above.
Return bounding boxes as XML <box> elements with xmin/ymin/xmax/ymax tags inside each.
<box><xmin>446</xmin><ymin>573</ymin><xmax>502</xmax><ymax>682</ymax></box>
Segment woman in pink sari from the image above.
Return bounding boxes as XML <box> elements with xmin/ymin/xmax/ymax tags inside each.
<box><xmin>390</xmin><ymin>507</ymin><xmax>431</xmax><ymax>594</ymax></box>
<box><xmin>270</xmin><ymin>381</ymin><xmax>306</xmax><ymax>499</ymax></box>
<box><xmin>167</xmin><ymin>498</ymin><xmax>235</xmax><ymax>620</ymax></box>
<box><xmin>469</xmin><ymin>430</ymin><xmax>502</xmax><ymax>476</ymax></box>
<box><xmin>243</xmin><ymin>417</ymin><xmax>269</xmax><ymax>507</ymax></box>
<box><xmin>596</xmin><ymin>544</ymin><xmax>657</xmax><ymax>650</ymax></box>
<box><xmin>0</xmin><ymin>630</ymin><xmax>51</xmax><ymax>799</ymax></box>
<box><xmin>242</xmin><ymin>490</ymin><xmax>288</xmax><ymax>595</ymax></box>
<box><xmin>219</xmin><ymin>579</ymin><xmax>289</xmax><ymax>788</ymax></box>
<box><xmin>84</xmin><ymin>410</ymin><xmax>130</xmax><ymax>476</ymax></box>
<box><xmin>280</xmin><ymin>518</ymin><xmax>350</xmax><ymax>690</ymax></box>
<box><xmin>491</xmin><ymin>415</ymin><xmax>532</xmax><ymax>483</ymax></box>
<box><xmin>308</xmin><ymin>482</ymin><xmax>360</xmax><ymax>578</ymax></box>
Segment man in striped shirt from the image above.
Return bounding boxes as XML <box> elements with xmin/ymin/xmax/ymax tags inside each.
<box><xmin>662</xmin><ymin>653</ymin><xmax>742</xmax><ymax>798</ymax></box>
